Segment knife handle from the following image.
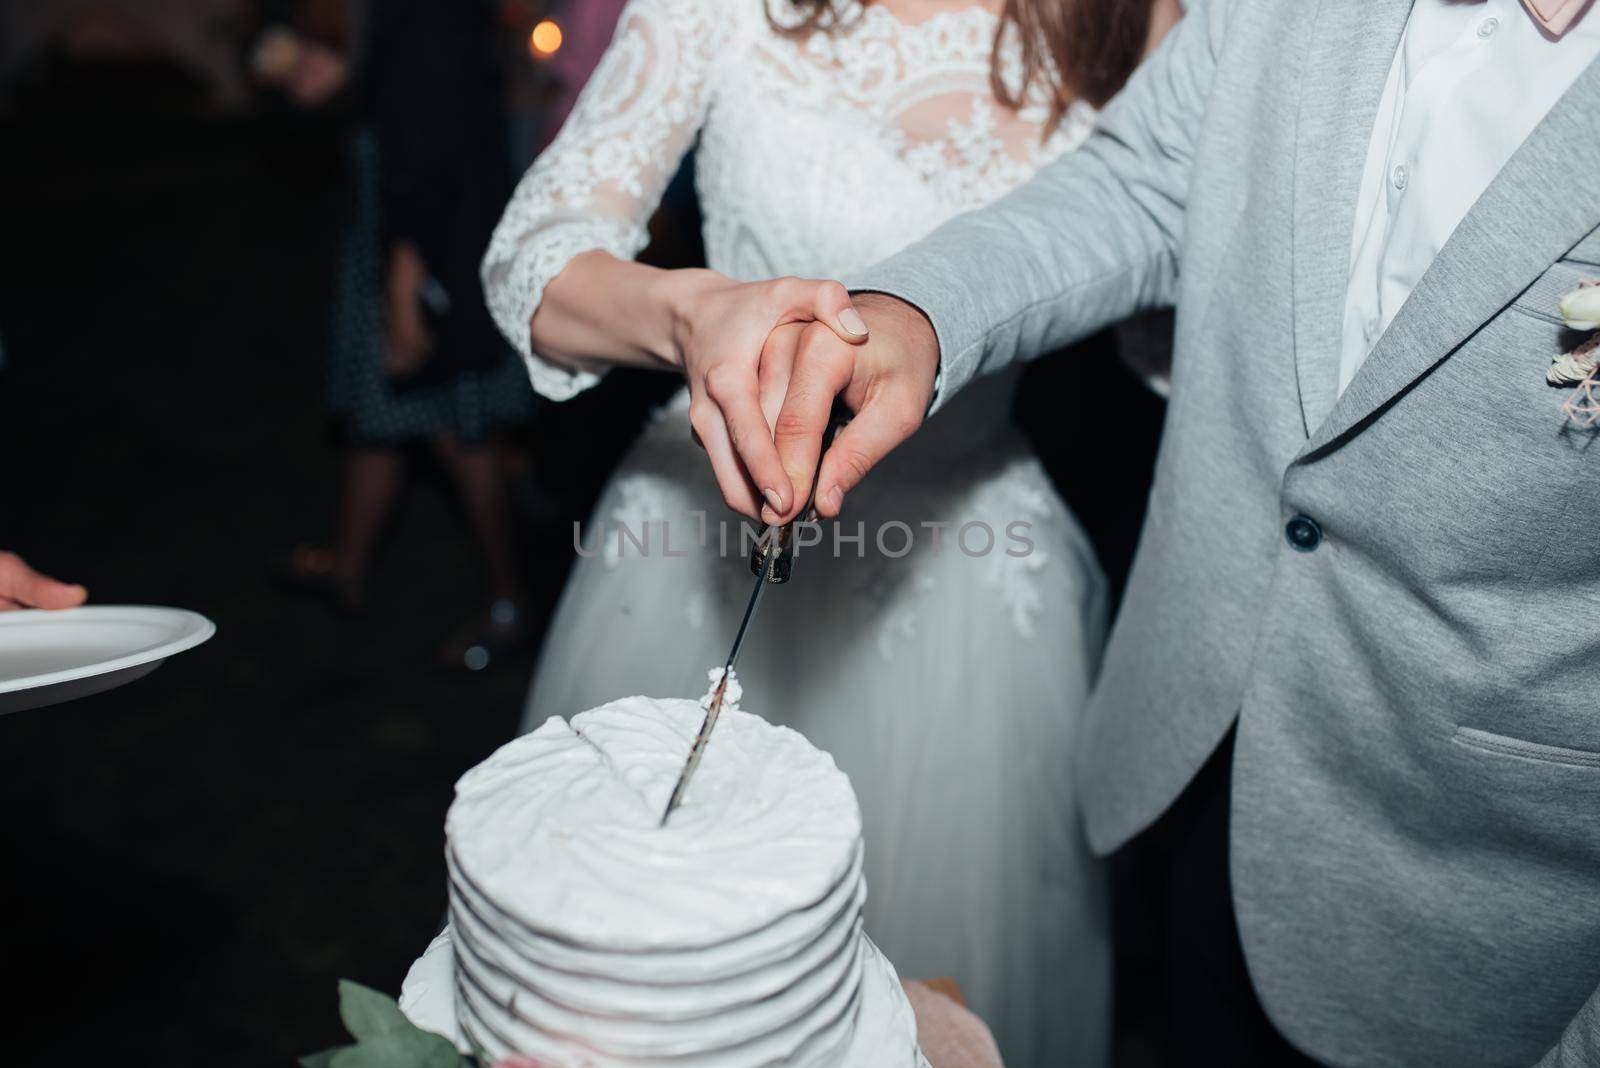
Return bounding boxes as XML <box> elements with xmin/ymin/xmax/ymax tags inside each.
<box><xmin>749</xmin><ymin>401</ymin><xmax>850</xmax><ymax>584</ymax></box>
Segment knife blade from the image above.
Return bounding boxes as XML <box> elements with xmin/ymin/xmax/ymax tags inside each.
<box><xmin>656</xmin><ymin>550</ymin><xmax>768</xmax><ymax>826</ymax></box>
<box><xmin>659</xmin><ymin>405</ymin><xmax>848</xmax><ymax>825</ymax></box>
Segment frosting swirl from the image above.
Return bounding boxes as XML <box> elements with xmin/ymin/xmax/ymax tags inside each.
<box><xmin>447</xmin><ymin>695</ymin><xmax>862</xmax><ymax>952</ymax></box>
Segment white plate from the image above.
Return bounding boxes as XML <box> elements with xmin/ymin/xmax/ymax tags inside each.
<box><xmin>0</xmin><ymin>605</ymin><xmax>216</xmax><ymax>715</ymax></box>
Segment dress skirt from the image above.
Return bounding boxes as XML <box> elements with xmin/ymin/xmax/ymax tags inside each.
<box><xmin>519</xmin><ymin>377</ymin><xmax>1112</xmax><ymax>1067</ymax></box>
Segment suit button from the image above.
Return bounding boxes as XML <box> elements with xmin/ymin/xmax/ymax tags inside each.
<box><xmin>1285</xmin><ymin>515</ymin><xmax>1322</xmax><ymax>552</ymax></box>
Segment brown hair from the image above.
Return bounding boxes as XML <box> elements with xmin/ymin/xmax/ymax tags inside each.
<box><xmin>773</xmin><ymin>0</ymin><xmax>1153</xmax><ymax>134</ymax></box>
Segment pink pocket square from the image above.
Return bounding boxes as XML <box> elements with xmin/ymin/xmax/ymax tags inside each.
<box><xmin>1521</xmin><ymin>0</ymin><xmax>1595</xmax><ymax>36</ymax></box>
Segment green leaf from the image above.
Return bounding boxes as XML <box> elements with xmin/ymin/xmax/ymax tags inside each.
<box><xmin>329</xmin><ymin>1032</ymin><xmax>466</xmax><ymax>1068</ymax></box>
<box><xmin>408</xmin><ymin>1030</ymin><xmax>467</xmax><ymax>1068</ymax></box>
<box><xmin>299</xmin><ymin>1049</ymin><xmax>346</xmax><ymax>1068</ymax></box>
<box><xmin>337</xmin><ymin>980</ymin><xmax>413</xmax><ymax>1042</ymax></box>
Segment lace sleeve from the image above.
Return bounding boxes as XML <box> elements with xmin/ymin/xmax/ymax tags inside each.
<box><xmin>481</xmin><ymin>0</ymin><xmax>730</xmax><ymax>400</ymax></box>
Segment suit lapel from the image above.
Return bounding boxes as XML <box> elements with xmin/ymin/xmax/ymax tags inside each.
<box><xmin>1301</xmin><ymin>57</ymin><xmax>1600</xmax><ymax>458</ymax></box>
<box><xmin>1289</xmin><ymin>0</ymin><xmax>1414</xmax><ymax>436</ymax></box>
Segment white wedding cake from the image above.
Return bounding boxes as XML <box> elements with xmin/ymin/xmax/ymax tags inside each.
<box><xmin>399</xmin><ymin>683</ymin><xmax>926</xmax><ymax>1066</ymax></box>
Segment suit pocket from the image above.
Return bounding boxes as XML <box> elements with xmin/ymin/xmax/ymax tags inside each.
<box><xmin>1563</xmin><ymin>225</ymin><xmax>1600</xmax><ymax>267</ymax></box>
<box><xmin>1453</xmin><ymin>726</ymin><xmax>1600</xmax><ymax>770</ymax></box>
<box><xmin>1511</xmin><ymin>258</ymin><xmax>1600</xmax><ymax>325</ymax></box>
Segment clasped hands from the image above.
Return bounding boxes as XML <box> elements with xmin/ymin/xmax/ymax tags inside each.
<box><xmin>672</xmin><ymin>277</ymin><xmax>940</xmax><ymax>525</ymax></box>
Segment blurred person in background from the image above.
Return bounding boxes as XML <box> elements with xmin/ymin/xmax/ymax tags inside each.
<box><xmin>481</xmin><ymin>0</ymin><xmax>1181</xmax><ymax>1063</ymax></box>
<box><xmin>262</xmin><ymin>0</ymin><xmax>531</xmax><ymax>670</ymax></box>
<box><xmin>0</xmin><ymin>0</ymin><xmax>249</xmax><ymax>113</ymax></box>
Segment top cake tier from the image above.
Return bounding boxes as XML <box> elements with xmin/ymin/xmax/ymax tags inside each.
<box><xmin>446</xmin><ymin>695</ymin><xmax>863</xmax><ymax>952</ymax></box>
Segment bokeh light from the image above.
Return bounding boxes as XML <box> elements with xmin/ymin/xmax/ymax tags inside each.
<box><xmin>529</xmin><ymin>20</ymin><xmax>563</xmax><ymax>59</ymax></box>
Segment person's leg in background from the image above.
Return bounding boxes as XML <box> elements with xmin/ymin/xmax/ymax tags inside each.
<box><xmin>432</xmin><ymin>432</ymin><xmax>523</xmax><ymax>669</ymax></box>
<box><xmin>327</xmin><ymin>445</ymin><xmax>405</xmax><ymax>610</ymax></box>
<box><xmin>275</xmin><ymin>444</ymin><xmax>405</xmax><ymax>614</ymax></box>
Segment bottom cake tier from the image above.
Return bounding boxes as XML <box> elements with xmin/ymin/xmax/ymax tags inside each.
<box><xmin>399</xmin><ymin>925</ymin><xmax>930</xmax><ymax>1068</ymax></box>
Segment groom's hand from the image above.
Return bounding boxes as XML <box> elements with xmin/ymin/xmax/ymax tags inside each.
<box><xmin>762</xmin><ymin>294</ymin><xmax>939</xmax><ymax>524</ymax></box>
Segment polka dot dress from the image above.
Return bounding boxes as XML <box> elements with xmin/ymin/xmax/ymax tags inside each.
<box><xmin>325</xmin><ymin>131</ymin><xmax>531</xmax><ymax>445</ymax></box>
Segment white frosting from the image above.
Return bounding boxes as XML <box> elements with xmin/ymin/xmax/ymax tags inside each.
<box><xmin>399</xmin><ymin>927</ymin><xmax>929</xmax><ymax>1068</ymax></box>
<box><xmin>431</xmin><ymin>694</ymin><xmax>924</xmax><ymax>1066</ymax></box>
<box><xmin>446</xmin><ymin>843</ymin><xmax>865</xmax><ymax>989</ymax></box>
<box><xmin>702</xmin><ymin>666</ymin><xmax>743</xmax><ymax>710</ymax></box>
<box><xmin>447</xmin><ymin>695</ymin><xmax>861</xmax><ymax>951</ymax></box>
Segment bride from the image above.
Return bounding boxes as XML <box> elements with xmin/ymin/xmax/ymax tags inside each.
<box><xmin>482</xmin><ymin>0</ymin><xmax>1177</xmax><ymax>1062</ymax></box>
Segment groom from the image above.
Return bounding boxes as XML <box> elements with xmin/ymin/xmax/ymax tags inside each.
<box><xmin>695</xmin><ymin>1</ymin><xmax>1600</xmax><ymax>1064</ymax></box>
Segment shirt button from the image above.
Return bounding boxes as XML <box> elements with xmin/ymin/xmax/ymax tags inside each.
<box><xmin>1392</xmin><ymin>162</ymin><xmax>1409</xmax><ymax>191</ymax></box>
<box><xmin>1285</xmin><ymin>515</ymin><xmax>1323</xmax><ymax>553</ymax></box>
<box><xmin>1477</xmin><ymin>16</ymin><xmax>1500</xmax><ymax>38</ymax></box>
<box><xmin>1363</xmin><ymin>317</ymin><xmax>1379</xmax><ymax>341</ymax></box>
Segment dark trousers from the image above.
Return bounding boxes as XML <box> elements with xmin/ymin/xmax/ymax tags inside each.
<box><xmin>1124</xmin><ymin>728</ymin><xmax>1324</xmax><ymax>1068</ymax></box>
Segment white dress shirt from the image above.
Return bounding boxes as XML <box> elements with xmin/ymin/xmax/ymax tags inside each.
<box><xmin>1339</xmin><ymin>0</ymin><xmax>1600</xmax><ymax>394</ymax></box>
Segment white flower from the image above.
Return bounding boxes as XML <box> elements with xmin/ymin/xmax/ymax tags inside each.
<box><xmin>1558</xmin><ymin>282</ymin><xmax>1600</xmax><ymax>331</ymax></box>
<box><xmin>1548</xmin><ymin>350</ymin><xmax>1597</xmax><ymax>386</ymax></box>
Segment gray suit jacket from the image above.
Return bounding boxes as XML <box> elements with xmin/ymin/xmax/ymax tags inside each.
<box><xmin>847</xmin><ymin>2</ymin><xmax>1600</xmax><ymax>1065</ymax></box>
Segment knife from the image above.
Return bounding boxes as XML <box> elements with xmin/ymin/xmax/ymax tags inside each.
<box><xmin>659</xmin><ymin>406</ymin><xmax>848</xmax><ymax>825</ymax></box>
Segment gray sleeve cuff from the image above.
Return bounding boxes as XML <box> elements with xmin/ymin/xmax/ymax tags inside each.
<box><xmin>842</xmin><ymin>258</ymin><xmax>981</xmax><ymax>417</ymax></box>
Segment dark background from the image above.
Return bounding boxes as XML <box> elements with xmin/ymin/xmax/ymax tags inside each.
<box><xmin>0</xmin><ymin>26</ymin><xmax>1166</xmax><ymax>1068</ymax></box>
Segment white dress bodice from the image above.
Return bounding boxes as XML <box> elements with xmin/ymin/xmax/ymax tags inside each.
<box><xmin>482</xmin><ymin>0</ymin><xmax>1094</xmax><ymax>411</ymax></box>
<box><xmin>699</xmin><ymin>2</ymin><xmax>1093</xmax><ymax>281</ymax></box>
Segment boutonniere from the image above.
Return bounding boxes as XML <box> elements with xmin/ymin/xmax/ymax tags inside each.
<box><xmin>1548</xmin><ymin>280</ymin><xmax>1600</xmax><ymax>427</ymax></box>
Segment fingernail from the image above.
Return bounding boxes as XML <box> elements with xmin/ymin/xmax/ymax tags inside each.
<box><xmin>821</xmin><ymin>487</ymin><xmax>843</xmax><ymax>512</ymax></box>
<box><xmin>838</xmin><ymin>308</ymin><xmax>868</xmax><ymax>337</ymax></box>
<box><xmin>761</xmin><ymin>505</ymin><xmax>779</xmax><ymax>525</ymax></box>
<box><xmin>764</xmin><ymin>487</ymin><xmax>784</xmax><ymax>512</ymax></box>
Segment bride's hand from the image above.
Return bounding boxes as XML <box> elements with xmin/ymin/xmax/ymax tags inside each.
<box><xmin>759</xmin><ymin>294</ymin><xmax>939</xmax><ymax>524</ymax></box>
<box><xmin>667</xmin><ymin>273</ymin><xmax>869</xmax><ymax>519</ymax></box>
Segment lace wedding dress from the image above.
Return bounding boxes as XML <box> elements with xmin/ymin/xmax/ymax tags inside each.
<box><xmin>483</xmin><ymin>2</ymin><xmax>1109</xmax><ymax>1063</ymax></box>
